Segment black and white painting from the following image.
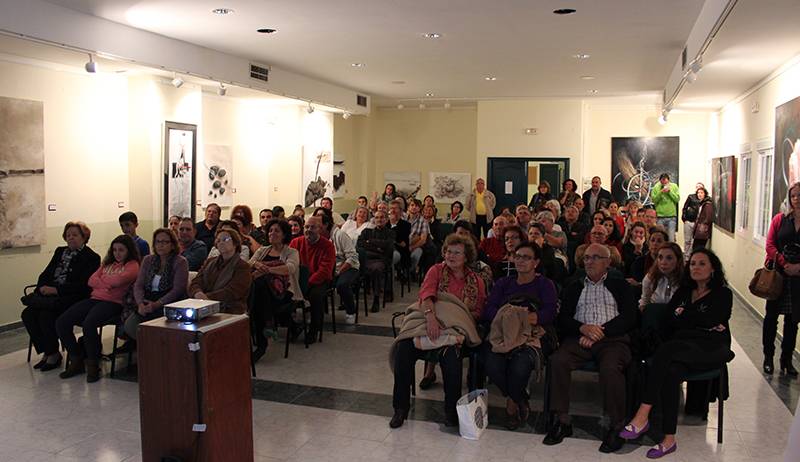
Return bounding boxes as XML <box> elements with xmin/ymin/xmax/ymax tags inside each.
<box><xmin>611</xmin><ymin>137</ymin><xmax>679</xmax><ymax>206</ymax></box>
<box><xmin>164</xmin><ymin>121</ymin><xmax>196</xmax><ymax>223</ymax></box>
<box><xmin>203</xmin><ymin>145</ymin><xmax>233</xmax><ymax>207</ymax></box>
<box><xmin>429</xmin><ymin>172</ymin><xmax>471</xmax><ymax>204</ymax></box>
<box><xmin>384</xmin><ymin>171</ymin><xmax>421</xmax><ymax>200</ymax></box>
<box><xmin>333</xmin><ymin>152</ymin><xmax>346</xmax><ymax>198</ymax></box>
<box><xmin>0</xmin><ymin>96</ymin><xmax>45</xmax><ymax>248</ymax></box>
<box><xmin>711</xmin><ymin>156</ymin><xmax>737</xmax><ymax>233</ymax></box>
<box><xmin>302</xmin><ymin>147</ymin><xmax>332</xmax><ymax>207</ymax></box>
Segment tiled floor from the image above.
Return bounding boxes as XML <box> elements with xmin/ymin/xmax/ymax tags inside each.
<box><xmin>0</xmin><ymin>286</ymin><xmax>797</xmax><ymax>461</ymax></box>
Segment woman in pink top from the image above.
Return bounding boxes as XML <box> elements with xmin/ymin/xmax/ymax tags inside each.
<box><xmin>56</xmin><ymin>234</ymin><xmax>140</xmax><ymax>383</ymax></box>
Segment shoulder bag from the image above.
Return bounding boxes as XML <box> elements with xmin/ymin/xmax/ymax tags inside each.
<box><xmin>749</xmin><ymin>259</ymin><xmax>784</xmax><ymax>301</ymax></box>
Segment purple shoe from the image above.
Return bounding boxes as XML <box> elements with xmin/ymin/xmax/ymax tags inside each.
<box><xmin>646</xmin><ymin>442</ymin><xmax>677</xmax><ymax>459</ymax></box>
<box><xmin>618</xmin><ymin>421</ymin><xmax>649</xmax><ymax>439</ymax></box>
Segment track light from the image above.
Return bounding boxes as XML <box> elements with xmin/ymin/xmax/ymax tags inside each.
<box><xmin>342</xmin><ymin>112</ymin><xmax>351</xmax><ymax>120</ymax></box>
<box><xmin>84</xmin><ymin>54</ymin><xmax>97</xmax><ymax>73</ymax></box>
<box><xmin>217</xmin><ymin>83</ymin><xmax>226</xmax><ymax>96</ymax></box>
<box><xmin>443</xmin><ymin>101</ymin><xmax>451</xmax><ymax>110</ymax></box>
<box><xmin>307</xmin><ymin>103</ymin><xmax>315</xmax><ymax>114</ymax></box>
<box><xmin>684</xmin><ymin>58</ymin><xmax>702</xmax><ymax>84</ymax></box>
<box><xmin>171</xmin><ymin>74</ymin><xmax>184</xmax><ymax>88</ymax></box>
<box><xmin>657</xmin><ymin>109</ymin><xmax>669</xmax><ymax>125</ymax></box>
<box><xmin>418</xmin><ymin>103</ymin><xmax>426</xmax><ymax>110</ymax></box>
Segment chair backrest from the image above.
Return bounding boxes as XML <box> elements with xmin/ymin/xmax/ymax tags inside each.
<box><xmin>298</xmin><ymin>265</ymin><xmax>311</xmax><ymax>296</ymax></box>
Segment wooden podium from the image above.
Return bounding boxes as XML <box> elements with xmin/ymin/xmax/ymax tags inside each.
<box><xmin>138</xmin><ymin>314</ymin><xmax>253</xmax><ymax>462</ymax></box>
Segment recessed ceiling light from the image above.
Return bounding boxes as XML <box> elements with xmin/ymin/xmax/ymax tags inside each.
<box><xmin>484</xmin><ymin>76</ymin><xmax>497</xmax><ymax>81</ymax></box>
<box><xmin>580</xmin><ymin>76</ymin><xmax>595</xmax><ymax>80</ymax></box>
<box><xmin>391</xmin><ymin>80</ymin><xmax>406</xmax><ymax>85</ymax></box>
<box><xmin>423</xmin><ymin>33</ymin><xmax>442</xmax><ymax>39</ymax></box>
<box><xmin>553</xmin><ymin>8</ymin><xmax>577</xmax><ymax>15</ymax></box>
<box><xmin>351</xmin><ymin>63</ymin><xmax>365</xmax><ymax>68</ymax></box>
<box><xmin>573</xmin><ymin>53</ymin><xmax>591</xmax><ymax>60</ymax></box>
<box><xmin>587</xmin><ymin>89</ymin><xmax>598</xmax><ymax>94</ymax></box>
<box><xmin>257</xmin><ymin>28</ymin><xmax>277</xmax><ymax>34</ymax></box>
<box><xmin>211</xmin><ymin>8</ymin><xmax>234</xmax><ymax>15</ymax></box>
<box><xmin>425</xmin><ymin>92</ymin><xmax>434</xmax><ymax>97</ymax></box>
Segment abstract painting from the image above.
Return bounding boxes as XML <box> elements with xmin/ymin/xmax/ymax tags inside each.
<box><xmin>203</xmin><ymin>145</ymin><xmax>233</xmax><ymax>208</ymax></box>
<box><xmin>333</xmin><ymin>152</ymin><xmax>346</xmax><ymax>198</ymax></box>
<box><xmin>774</xmin><ymin>95</ymin><xmax>800</xmax><ymax>215</ymax></box>
<box><xmin>429</xmin><ymin>172</ymin><xmax>471</xmax><ymax>204</ymax></box>
<box><xmin>611</xmin><ymin>137</ymin><xmax>679</xmax><ymax>206</ymax></box>
<box><xmin>164</xmin><ymin>121</ymin><xmax>196</xmax><ymax>223</ymax></box>
<box><xmin>711</xmin><ymin>156</ymin><xmax>737</xmax><ymax>233</ymax></box>
<box><xmin>302</xmin><ymin>147</ymin><xmax>332</xmax><ymax>207</ymax></box>
<box><xmin>0</xmin><ymin>96</ymin><xmax>45</xmax><ymax>248</ymax></box>
<box><xmin>384</xmin><ymin>171</ymin><xmax>421</xmax><ymax>200</ymax></box>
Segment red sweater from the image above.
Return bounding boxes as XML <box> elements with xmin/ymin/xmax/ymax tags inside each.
<box><xmin>290</xmin><ymin>236</ymin><xmax>336</xmax><ymax>285</ymax></box>
<box><xmin>479</xmin><ymin>237</ymin><xmax>506</xmax><ymax>265</ymax></box>
<box><xmin>88</xmin><ymin>261</ymin><xmax>140</xmax><ymax>304</ymax></box>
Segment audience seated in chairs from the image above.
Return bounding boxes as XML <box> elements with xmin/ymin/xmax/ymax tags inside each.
<box><xmin>56</xmin><ymin>234</ymin><xmax>140</xmax><ymax>382</ymax></box>
<box><xmin>389</xmin><ymin>233</ymin><xmax>487</xmax><ymax>429</ymax></box>
<box><xmin>621</xmin><ymin>221</ymin><xmax>648</xmax><ymax>279</ymax></box>
<box><xmin>287</xmin><ymin>215</ymin><xmax>304</xmax><ymax>241</ymax></box>
<box><xmin>119</xmin><ymin>211</ymin><xmax>150</xmax><ymax>258</ymax></box>
<box><xmin>534</xmin><ymin>210</ymin><xmax>567</xmax><ymax>259</ymax></box>
<box><xmin>544</xmin><ymin>243</ymin><xmax>638</xmax><ymax>454</ymax></box>
<box><xmin>608</xmin><ymin>201</ymin><xmax>626</xmax><ymax>237</ymax></box>
<box><xmin>195</xmin><ymin>203</ymin><xmax>221</xmax><ymax>249</ymax></box>
<box><xmin>452</xmin><ymin>221</ymin><xmax>494</xmax><ymax>292</ymax></box>
<box><xmin>320</xmin><ymin>197</ymin><xmax>346</xmax><ymax>227</ymax></box>
<box><xmin>558</xmin><ymin>179</ymin><xmax>581</xmax><ymax>208</ymax></box>
<box><xmin>177</xmin><ymin>217</ymin><xmax>208</xmax><ymax>271</ymax></box>
<box><xmin>639</xmin><ymin>243</ymin><xmax>683</xmax><ymax>310</ymax></box>
<box><xmin>497</xmin><ymin>225</ymin><xmax>526</xmax><ymax>278</ymax></box>
<box><xmin>629</xmin><ymin>227</ymin><xmax>669</xmax><ymax>285</ymax></box>
<box><xmin>357</xmin><ymin>210</ymin><xmax>396</xmax><ymax>315</ymax></box>
<box><xmin>444</xmin><ymin>201</ymin><xmax>464</xmax><ymax>224</ymax></box>
<box><xmin>249</xmin><ymin>219</ymin><xmax>302</xmax><ymax>362</ymax></box>
<box><xmin>388</xmin><ymin>203</ymin><xmax>411</xmax><ymax>268</ymax></box>
<box><xmin>558</xmin><ymin>205</ymin><xmax>587</xmax><ymax>269</ymax></box>
<box><xmin>123</xmin><ymin>228</ymin><xmax>189</xmax><ymax>344</ymax></box>
<box><xmin>250</xmin><ymin>208</ymin><xmax>273</xmax><ymax>247</ymax></box>
<box><xmin>407</xmin><ymin>199</ymin><xmax>434</xmax><ymax>276</ymax></box>
<box><xmin>22</xmin><ymin>221</ymin><xmax>101</xmax><ymax>372</ymax></box>
<box><xmin>292</xmin><ymin>204</ymin><xmax>306</xmax><ymax>219</ymax></box>
<box><xmin>573</xmin><ymin>197</ymin><xmax>591</xmax><ymax>227</ymax></box>
<box><xmin>479</xmin><ymin>215</ymin><xmax>507</xmax><ymax>270</ymax></box>
<box><xmin>620</xmin><ymin>249</ymin><xmax>733</xmax><ymax>458</ymax></box>
<box><xmin>574</xmin><ymin>225</ymin><xmax>623</xmax><ymax>270</ymax></box>
<box><xmin>527</xmin><ymin>223</ymin><xmax>567</xmax><ymax>284</ymax></box>
<box><xmin>167</xmin><ymin>215</ymin><xmax>181</xmax><ymax>236</ymax></box>
<box><xmin>623</xmin><ymin>199</ymin><xmax>642</xmax><ymax>236</ymax></box>
<box><xmin>207</xmin><ymin>219</ymin><xmax>252</xmax><ymax>261</ymax></box>
<box><xmin>529</xmin><ymin>181</ymin><xmax>552</xmax><ymax>212</ymax></box>
<box><xmin>189</xmin><ymin>228</ymin><xmax>252</xmax><ymax>314</ymax></box>
<box><xmin>515</xmin><ymin>204</ymin><xmax>533</xmax><ymax>234</ymax></box>
<box><xmin>341</xmin><ymin>206</ymin><xmax>373</xmax><ymax>242</ymax></box>
<box><xmin>231</xmin><ymin>204</ymin><xmax>257</xmax><ymax>239</ymax></box>
<box><xmin>289</xmin><ymin>215</ymin><xmax>335</xmax><ymax>343</ymax></box>
<box><xmin>603</xmin><ymin>216</ymin><xmax>623</xmax><ymax>252</ymax></box>
<box><xmin>318</xmin><ymin>208</ymin><xmax>362</xmax><ymax>322</ymax></box>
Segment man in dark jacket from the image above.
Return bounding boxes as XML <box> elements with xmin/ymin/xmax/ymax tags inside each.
<box><xmin>543</xmin><ymin>243</ymin><xmax>637</xmax><ymax>454</ymax></box>
<box><xmin>582</xmin><ymin>176</ymin><xmax>613</xmax><ymax>215</ymax></box>
<box><xmin>357</xmin><ymin>210</ymin><xmax>396</xmax><ymax>312</ymax></box>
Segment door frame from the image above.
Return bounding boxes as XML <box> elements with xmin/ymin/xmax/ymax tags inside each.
<box><xmin>486</xmin><ymin>156</ymin><xmax>571</xmax><ymax>192</ymax></box>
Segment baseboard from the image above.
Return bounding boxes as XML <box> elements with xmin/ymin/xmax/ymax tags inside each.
<box><xmin>730</xmin><ymin>285</ymin><xmax>800</xmax><ymax>362</ymax></box>
<box><xmin>0</xmin><ymin>320</ymin><xmax>23</xmax><ymax>334</ymax></box>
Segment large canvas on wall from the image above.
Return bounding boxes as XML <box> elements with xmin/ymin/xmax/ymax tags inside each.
<box><xmin>774</xmin><ymin>95</ymin><xmax>800</xmax><ymax>215</ymax></box>
<box><xmin>384</xmin><ymin>171</ymin><xmax>421</xmax><ymax>200</ymax></box>
<box><xmin>333</xmin><ymin>152</ymin><xmax>346</xmax><ymax>199</ymax></box>
<box><xmin>429</xmin><ymin>172</ymin><xmax>471</xmax><ymax>204</ymax></box>
<box><xmin>0</xmin><ymin>96</ymin><xmax>45</xmax><ymax>248</ymax></box>
<box><xmin>711</xmin><ymin>156</ymin><xmax>737</xmax><ymax>233</ymax></box>
<box><xmin>302</xmin><ymin>147</ymin><xmax>332</xmax><ymax>207</ymax></box>
<box><xmin>611</xmin><ymin>137</ymin><xmax>680</xmax><ymax>207</ymax></box>
<box><xmin>203</xmin><ymin>145</ymin><xmax>233</xmax><ymax>208</ymax></box>
<box><xmin>164</xmin><ymin>121</ymin><xmax>197</xmax><ymax>223</ymax></box>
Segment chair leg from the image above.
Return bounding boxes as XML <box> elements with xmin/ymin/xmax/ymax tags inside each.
<box><xmin>27</xmin><ymin>339</ymin><xmax>32</xmax><ymax>363</ymax></box>
<box><xmin>330</xmin><ymin>292</ymin><xmax>336</xmax><ymax>335</ymax></box>
<box><xmin>542</xmin><ymin>363</ymin><xmax>552</xmax><ymax>432</ymax></box>
<box><xmin>718</xmin><ymin>367</ymin><xmax>725</xmax><ymax>444</ymax></box>
<box><xmin>110</xmin><ymin>329</ymin><xmax>119</xmax><ymax>378</ymax></box>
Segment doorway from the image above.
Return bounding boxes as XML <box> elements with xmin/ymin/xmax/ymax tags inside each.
<box><xmin>487</xmin><ymin>157</ymin><xmax>570</xmax><ymax>214</ymax></box>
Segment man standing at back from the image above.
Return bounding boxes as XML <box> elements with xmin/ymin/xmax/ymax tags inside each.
<box><xmin>582</xmin><ymin>176</ymin><xmax>612</xmax><ymax>216</ymax></box>
<box><xmin>290</xmin><ymin>215</ymin><xmax>335</xmax><ymax>343</ymax></box>
<box><xmin>651</xmin><ymin>173</ymin><xmax>680</xmax><ymax>242</ymax></box>
<box><xmin>466</xmin><ymin>178</ymin><xmax>496</xmax><ymax>240</ymax></box>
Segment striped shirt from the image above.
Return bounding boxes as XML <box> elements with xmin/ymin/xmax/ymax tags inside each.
<box><xmin>575</xmin><ymin>274</ymin><xmax>618</xmax><ymax>326</ymax></box>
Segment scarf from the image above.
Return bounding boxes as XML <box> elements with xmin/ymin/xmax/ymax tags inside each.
<box><xmin>203</xmin><ymin>253</ymin><xmax>240</xmax><ymax>293</ymax></box>
<box><xmin>145</xmin><ymin>254</ymin><xmax>176</xmax><ymax>297</ymax></box>
<box><xmin>438</xmin><ymin>264</ymin><xmax>480</xmax><ymax>316</ymax></box>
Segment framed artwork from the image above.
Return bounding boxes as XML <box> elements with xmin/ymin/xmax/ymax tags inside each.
<box><xmin>384</xmin><ymin>171</ymin><xmax>421</xmax><ymax>200</ymax></box>
<box><xmin>774</xmin><ymin>95</ymin><xmax>800</xmax><ymax>215</ymax></box>
<box><xmin>0</xmin><ymin>96</ymin><xmax>45</xmax><ymax>248</ymax></box>
<box><xmin>712</xmin><ymin>156</ymin><xmax>737</xmax><ymax>233</ymax></box>
<box><xmin>203</xmin><ymin>145</ymin><xmax>233</xmax><ymax>207</ymax></box>
<box><xmin>333</xmin><ymin>152</ymin><xmax>346</xmax><ymax>198</ymax></box>
<box><xmin>302</xmin><ymin>146</ymin><xmax>332</xmax><ymax>207</ymax></box>
<box><xmin>163</xmin><ymin>121</ymin><xmax>196</xmax><ymax>223</ymax></box>
<box><xmin>429</xmin><ymin>172</ymin><xmax>471</xmax><ymax>204</ymax></box>
<box><xmin>611</xmin><ymin>137</ymin><xmax>679</xmax><ymax>207</ymax></box>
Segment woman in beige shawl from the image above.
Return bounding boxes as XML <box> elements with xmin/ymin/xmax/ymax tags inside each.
<box><xmin>189</xmin><ymin>228</ymin><xmax>252</xmax><ymax>314</ymax></box>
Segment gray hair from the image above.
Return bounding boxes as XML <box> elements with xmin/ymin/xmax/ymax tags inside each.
<box><xmin>536</xmin><ymin>211</ymin><xmax>555</xmax><ymax>223</ymax></box>
<box><xmin>545</xmin><ymin>199</ymin><xmax>561</xmax><ymax>216</ymax></box>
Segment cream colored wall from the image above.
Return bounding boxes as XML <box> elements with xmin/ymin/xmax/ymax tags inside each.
<box><xmin>713</xmin><ymin>58</ymin><xmax>800</xmax><ymax>315</ymax></box>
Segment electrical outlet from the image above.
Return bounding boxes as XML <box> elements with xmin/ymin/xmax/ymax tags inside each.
<box><xmin>47</xmin><ymin>204</ymin><xmax>56</xmax><ymax>212</ymax></box>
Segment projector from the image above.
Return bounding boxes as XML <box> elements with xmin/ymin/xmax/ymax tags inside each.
<box><xmin>164</xmin><ymin>299</ymin><xmax>220</xmax><ymax>323</ymax></box>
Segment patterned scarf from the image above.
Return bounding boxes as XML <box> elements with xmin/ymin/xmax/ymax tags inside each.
<box><xmin>437</xmin><ymin>264</ymin><xmax>480</xmax><ymax>316</ymax></box>
<box><xmin>145</xmin><ymin>254</ymin><xmax>175</xmax><ymax>297</ymax></box>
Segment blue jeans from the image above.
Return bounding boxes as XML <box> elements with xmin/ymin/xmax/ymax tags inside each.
<box><xmin>335</xmin><ymin>268</ymin><xmax>360</xmax><ymax>315</ymax></box>
<box><xmin>657</xmin><ymin>216</ymin><xmax>677</xmax><ymax>242</ymax></box>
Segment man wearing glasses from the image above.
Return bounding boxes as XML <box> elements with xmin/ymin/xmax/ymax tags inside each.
<box><xmin>543</xmin><ymin>243</ymin><xmax>637</xmax><ymax>454</ymax></box>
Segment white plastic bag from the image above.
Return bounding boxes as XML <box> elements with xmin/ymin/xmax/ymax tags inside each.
<box><xmin>456</xmin><ymin>389</ymin><xmax>489</xmax><ymax>440</ymax></box>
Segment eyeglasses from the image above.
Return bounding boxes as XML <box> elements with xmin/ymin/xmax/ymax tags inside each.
<box><xmin>583</xmin><ymin>255</ymin><xmax>608</xmax><ymax>262</ymax></box>
<box><xmin>155</xmin><ymin>239</ymin><xmax>172</xmax><ymax>245</ymax></box>
<box><xmin>590</xmin><ymin>232</ymin><xmax>606</xmax><ymax>237</ymax></box>
<box><xmin>445</xmin><ymin>249</ymin><xmax>464</xmax><ymax>256</ymax></box>
<box><xmin>513</xmin><ymin>253</ymin><xmax>535</xmax><ymax>261</ymax></box>
<box><xmin>217</xmin><ymin>236</ymin><xmax>233</xmax><ymax>243</ymax></box>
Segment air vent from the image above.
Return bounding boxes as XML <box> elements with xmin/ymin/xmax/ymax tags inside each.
<box><xmin>356</xmin><ymin>95</ymin><xmax>367</xmax><ymax>107</ymax></box>
<box><xmin>249</xmin><ymin>63</ymin><xmax>270</xmax><ymax>82</ymax></box>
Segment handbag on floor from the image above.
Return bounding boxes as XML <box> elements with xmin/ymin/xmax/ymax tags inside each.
<box><xmin>749</xmin><ymin>260</ymin><xmax>783</xmax><ymax>300</ymax></box>
<box><xmin>456</xmin><ymin>388</ymin><xmax>488</xmax><ymax>440</ymax></box>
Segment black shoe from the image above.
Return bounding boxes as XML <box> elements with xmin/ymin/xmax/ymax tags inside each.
<box><xmin>543</xmin><ymin>421</ymin><xmax>573</xmax><ymax>446</ymax></box>
<box><xmin>764</xmin><ymin>356</ymin><xmax>774</xmax><ymax>374</ymax></box>
<box><xmin>305</xmin><ymin>331</ymin><xmax>318</xmax><ymax>345</ymax></box>
<box><xmin>505</xmin><ymin>411</ymin><xmax>521</xmax><ymax>431</ymax></box>
<box><xmin>418</xmin><ymin>373</ymin><xmax>437</xmax><ymax>390</ymax></box>
<box><xmin>599</xmin><ymin>428</ymin><xmax>625</xmax><ymax>453</ymax></box>
<box><xmin>337</xmin><ymin>304</ymin><xmax>346</xmax><ymax>311</ymax></box>
<box><xmin>32</xmin><ymin>356</ymin><xmax>48</xmax><ymax>370</ymax></box>
<box><xmin>39</xmin><ymin>354</ymin><xmax>63</xmax><ymax>372</ymax></box>
<box><xmin>58</xmin><ymin>355</ymin><xmax>84</xmax><ymax>379</ymax></box>
<box><xmin>781</xmin><ymin>358</ymin><xmax>799</xmax><ymax>377</ymax></box>
<box><xmin>370</xmin><ymin>299</ymin><xmax>380</xmax><ymax>313</ymax></box>
<box><xmin>389</xmin><ymin>409</ymin><xmax>408</xmax><ymax>428</ymax></box>
<box><xmin>444</xmin><ymin>411</ymin><xmax>459</xmax><ymax>427</ymax></box>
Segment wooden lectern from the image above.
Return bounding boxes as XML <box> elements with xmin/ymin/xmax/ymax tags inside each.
<box><xmin>138</xmin><ymin>314</ymin><xmax>253</xmax><ymax>462</ymax></box>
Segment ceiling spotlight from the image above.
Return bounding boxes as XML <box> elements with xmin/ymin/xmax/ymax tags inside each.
<box><xmin>217</xmin><ymin>83</ymin><xmax>227</xmax><ymax>96</ymax></box>
<box><xmin>391</xmin><ymin>80</ymin><xmax>406</xmax><ymax>85</ymax></box>
<box><xmin>171</xmin><ymin>75</ymin><xmax>184</xmax><ymax>88</ymax></box>
<box><xmin>351</xmin><ymin>63</ymin><xmax>365</xmax><ymax>68</ymax></box>
<box><xmin>587</xmin><ymin>89</ymin><xmax>598</xmax><ymax>94</ymax></box>
<box><xmin>580</xmin><ymin>75</ymin><xmax>595</xmax><ymax>80</ymax></box>
<box><xmin>423</xmin><ymin>33</ymin><xmax>442</xmax><ymax>39</ymax></box>
<box><xmin>84</xmin><ymin>54</ymin><xmax>97</xmax><ymax>73</ymax></box>
<box><xmin>397</xmin><ymin>103</ymin><xmax>404</xmax><ymax>110</ymax></box>
<box><xmin>418</xmin><ymin>103</ymin><xmax>426</xmax><ymax>110</ymax></box>
<box><xmin>572</xmin><ymin>53</ymin><xmax>591</xmax><ymax>60</ymax></box>
<box><xmin>553</xmin><ymin>8</ymin><xmax>577</xmax><ymax>15</ymax></box>
<box><xmin>307</xmin><ymin>103</ymin><xmax>315</xmax><ymax>114</ymax></box>
<box><xmin>484</xmin><ymin>76</ymin><xmax>497</xmax><ymax>81</ymax></box>
<box><xmin>257</xmin><ymin>28</ymin><xmax>276</xmax><ymax>34</ymax></box>
<box><xmin>443</xmin><ymin>101</ymin><xmax>451</xmax><ymax>110</ymax></box>
<box><xmin>425</xmin><ymin>92</ymin><xmax>434</xmax><ymax>97</ymax></box>
<box><xmin>211</xmin><ymin>8</ymin><xmax>234</xmax><ymax>15</ymax></box>
<box><xmin>342</xmin><ymin>112</ymin><xmax>351</xmax><ymax>119</ymax></box>
<box><xmin>658</xmin><ymin>110</ymin><xmax>669</xmax><ymax>125</ymax></box>
<box><xmin>685</xmin><ymin>59</ymin><xmax>703</xmax><ymax>83</ymax></box>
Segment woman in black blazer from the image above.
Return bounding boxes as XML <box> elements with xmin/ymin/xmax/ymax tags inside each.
<box><xmin>20</xmin><ymin>222</ymin><xmax>101</xmax><ymax>371</ymax></box>
<box><xmin>619</xmin><ymin>249</ymin><xmax>733</xmax><ymax>459</ymax></box>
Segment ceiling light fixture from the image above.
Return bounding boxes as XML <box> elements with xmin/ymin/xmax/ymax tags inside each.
<box><xmin>580</xmin><ymin>75</ymin><xmax>595</xmax><ymax>80</ymax></box>
<box><xmin>397</xmin><ymin>103</ymin><xmax>404</xmax><ymax>110</ymax></box>
<box><xmin>423</xmin><ymin>33</ymin><xmax>442</xmax><ymax>39</ymax></box>
<box><xmin>572</xmin><ymin>53</ymin><xmax>591</xmax><ymax>60</ymax></box>
<box><xmin>657</xmin><ymin>109</ymin><xmax>669</xmax><ymax>125</ymax></box>
<box><xmin>257</xmin><ymin>28</ymin><xmax>277</xmax><ymax>34</ymax></box>
<box><xmin>425</xmin><ymin>92</ymin><xmax>434</xmax><ymax>97</ymax></box>
<box><xmin>418</xmin><ymin>103</ymin><xmax>426</xmax><ymax>110</ymax></box>
<box><xmin>306</xmin><ymin>103</ymin><xmax>315</xmax><ymax>114</ymax></box>
<box><xmin>342</xmin><ymin>112</ymin><xmax>351</xmax><ymax>119</ymax></box>
<box><xmin>391</xmin><ymin>80</ymin><xmax>406</xmax><ymax>85</ymax></box>
<box><xmin>217</xmin><ymin>83</ymin><xmax>226</xmax><ymax>96</ymax></box>
<box><xmin>171</xmin><ymin>73</ymin><xmax>184</xmax><ymax>88</ymax></box>
<box><xmin>484</xmin><ymin>76</ymin><xmax>497</xmax><ymax>81</ymax></box>
<box><xmin>587</xmin><ymin>89</ymin><xmax>598</xmax><ymax>94</ymax></box>
<box><xmin>211</xmin><ymin>8</ymin><xmax>234</xmax><ymax>15</ymax></box>
<box><xmin>443</xmin><ymin>101</ymin><xmax>451</xmax><ymax>110</ymax></box>
<box><xmin>84</xmin><ymin>53</ymin><xmax>97</xmax><ymax>73</ymax></box>
<box><xmin>684</xmin><ymin>58</ymin><xmax>703</xmax><ymax>84</ymax></box>
<box><xmin>553</xmin><ymin>8</ymin><xmax>577</xmax><ymax>15</ymax></box>
<box><xmin>351</xmin><ymin>63</ymin><xmax>365</xmax><ymax>68</ymax></box>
